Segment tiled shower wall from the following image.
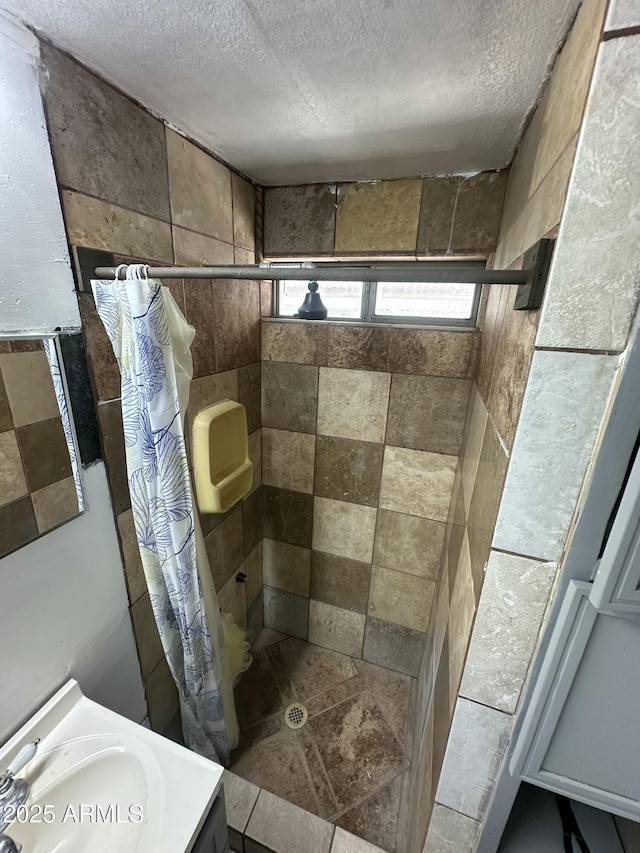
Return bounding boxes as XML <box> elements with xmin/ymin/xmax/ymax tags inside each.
<box><xmin>41</xmin><ymin>43</ymin><xmax>263</xmax><ymax>732</ymax></box>
<box><xmin>421</xmin><ymin>0</ymin><xmax>613</xmax><ymax>848</ymax></box>
<box><xmin>260</xmin><ymin>321</ymin><xmax>478</xmax><ymax>675</ymax></box>
<box><xmin>263</xmin><ymin>171</ymin><xmax>507</xmax><ymax>259</ymax></box>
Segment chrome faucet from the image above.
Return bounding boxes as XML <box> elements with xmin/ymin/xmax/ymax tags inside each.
<box><xmin>0</xmin><ymin>740</ymin><xmax>39</xmax><ymax>853</ymax></box>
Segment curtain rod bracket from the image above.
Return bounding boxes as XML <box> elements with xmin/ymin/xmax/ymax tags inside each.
<box><xmin>514</xmin><ymin>238</ymin><xmax>555</xmax><ymax>310</ymax></box>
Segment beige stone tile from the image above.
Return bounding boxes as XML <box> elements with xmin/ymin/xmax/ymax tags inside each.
<box><xmin>332</xmin><ymin>827</ymin><xmax>385</xmax><ymax>853</ymax></box>
<box><xmin>131</xmin><ymin>592</ymin><xmax>164</xmax><ymax>679</ymax></box>
<box><xmin>305</xmin><ymin>674</ymin><xmax>367</xmax><ymax>718</ymax></box>
<box><xmin>238</xmin><ymin>363</ymin><xmax>260</xmax><ymax>433</ymax></box>
<box><xmin>312</xmin><ymin>497</ymin><xmax>377</xmax><ymax>563</ymax></box>
<box><xmin>42</xmin><ymin>44</ymin><xmax>170</xmax><ymax>221</ymax></box>
<box><xmin>460</xmin><ymin>386</ymin><xmax>488</xmax><ymax>516</ymax></box>
<box><xmin>251</xmin><ymin>627</ymin><xmax>288</xmax><ymax>652</ymax></box>
<box><xmin>467</xmin><ymin>416</ymin><xmax>508</xmax><ymax>600</ymax></box>
<box><xmin>263</xmin><ymin>486</ymin><xmax>313</xmax><ymax>549</ymax></box>
<box><xmin>62</xmin><ymin>191</ymin><xmax>173</xmax><ymax>262</ymax></box>
<box><xmin>232</xmin><ymin>173</ymin><xmax>256</xmax><ymax>251</ymax></box>
<box><xmin>172</xmin><ymin>226</ymin><xmax>234</xmax><ymax>266</ymax></box>
<box><xmin>232</xmin><ymin>728</ymin><xmax>324</xmax><ymax>818</ymax></box>
<box><xmin>369</xmin><ymin>565</ymin><xmax>435</xmax><ymax>632</ymax></box>
<box><xmin>448</xmin><ymin>532</ymin><xmax>476</xmax><ymax>711</ymax></box>
<box><xmin>244</xmin><ymin>540</ymin><xmax>263</xmax><ymax>607</ymax></box>
<box><xmin>263</xmin><ymin>538</ymin><xmax>311</xmax><ymax>597</ymax></box>
<box><xmin>261</xmin><ymin>362</ymin><xmax>319</xmax><ymax>434</ymax></box>
<box><xmin>0</xmin><ymin>368</ymin><xmax>12</xmax><ymax>433</ymax></box>
<box><xmin>262</xmin><ymin>428</ymin><xmax>315</xmax><ymax>494</ymax></box>
<box><xmin>538</xmin><ymin>35</ymin><xmax>640</xmax><ymax>352</ymax></box>
<box><xmin>166</xmin><ymin>128</ymin><xmax>232</xmax><ymax>242</ymax></box>
<box><xmin>0</xmin><ymin>352</ymin><xmax>60</xmax><ymax>427</ymax></box>
<box><xmin>0</xmin><ymin>496</ymin><xmax>37</xmax><ymax>558</ymax></box>
<box><xmin>18</xmin><ymin>416</ymin><xmax>72</xmax><ymax>494</ymax></box>
<box><xmin>374</xmin><ymin>509</ymin><xmax>444</xmax><ymax>581</ymax></box>
<box><xmin>263</xmin><ymin>184</ymin><xmax>337</xmax><ymax>256</ymax></box>
<box><xmin>0</xmin><ymin>430</ymin><xmax>28</xmax><ymax>507</ymax></box>
<box><xmin>423</xmin><ymin>804</ymin><xmax>479</xmax><ymax>853</ymax></box>
<box><xmin>243</xmin><ymin>487</ymin><xmax>262</xmax><ymax>563</ymax></box>
<box><xmin>262</xmin><ymin>320</ymin><xmax>328</xmax><ymax>366</ymax></box>
<box><xmin>460</xmin><ymin>551</ymin><xmax>555</xmax><ymax>714</ymax></box>
<box><xmin>498</xmin><ymin>95</ymin><xmax>546</xmax><ymax>230</ymax></box>
<box><xmin>335</xmin><ymin>774</ymin><xmax>403</xmax><ymax>851</ymax></box>
<box><xmin>117</xmin><ymin>509</ymin><xmax>146</xmax><ymax>603</ymax></box>
<box><xmin>386</xmin><ymin>329</ymin><xmax>479</xmax><ymax>379</ymax></box>
<box><xmin>474</xmin><ymin>283</ymin><xmax>510</xmax><ymax>405</ymax></box>
<box><xmin>328</xmin><ymin>325</ymin><xmax>389</xmax><ymax>372</ymax></box>
<box><xmin>431</xmin><ymin>634</ymin><xmax>451</xmax><ymax>791</ymax></box>
<box><xmin>386</xmin><ymin>374</ymin><xmax>471</xmax><ymax>455</ymax></box>
<box><xmin>532</xmin><ymin>0</ymin><xmax>607</xmax><ymax>192</ymax></box>
<box><xmin>187</xmin><ymin>369</ymin><xmax>238</xmax><ymax>428</ymax></box>
<box><xmin>379</xmin><ymin>447</ymin><xmax>457</xmax><ymax>521</ymax></box>
<box><xmin>310</xmin><ymin>551</ymin><xmax>371</xmax><ymax>614</ymax></box>
<box><xmin>363</xmin><ymin>616</ymin><xmax>425</xmax><ymax>677</ymax></box>
<box><xmin>246</xmin><ymin>789</ymin><xmax>334</xmax><ymax>853</ymax></box>
<box><xmin>219</xmin><ymin>570</ymin><xmax>248</xmax><ymax>630</ymax></box>
<box><xmin>145</xmin><ymin>657</ymin><xmax>179</xmax><ymax>734</ymax></box>
<box><xmin>487</xmin><ymin>284</ymin><xmax>540</xmax><ymax>452</ymax></box>
<box><xmin>336</xmin><ymin>180</ymin><xmax>422</xmax><ymax>251</ymax></box>
<box><xmin>222</xmin><ymin>770</ymin><xmax>260</xmax><ymax>834</ymax></box>
<box><xmin>493</xmin><ymin>350</ymin><xmax>617</xmax><ymax>561</ymax></box>
<box><xmin>309</xmin><ymin>599</ymin><xmax>366</xmax><ymax>659</ymax></box>
<box><xmin>315</xmin><ymin>436</ymin><xmax>384</xmax><ymax>507</ymax></box>
<box><xmin>308</xmin><ymin>690</ymin><xmax>407</xmax><ymax>811</ymax></box>
<box><xmin>246</xmin><ymin>428</ymin><xmax>261</xmax><ymax>496</ymax></box>
<box><xmin>435</xmin><ymin>698</ymin><xmax>512</xmax><ymax>821</ymax></box>
<box><xmin>278</xmin><ymin>637</ymin><xmax>357</xmax><ymax>701</ymax></box>
<box><xmin>606</xmin><ymin>0</ymin><xmax>640</xmax><ymax>28</ymax></box>
<box><xmin>234</xmin><ymin>246</ymin><xmax>255</xmax><ymax>264</ymax></box>
<box><xmin>317</xmin><ymin>367</ymin><xmax>391</xmax><ymax>443</ymax></box>
<box><xmin>210</xmin><ymin>279</ymin><xmax>261</xmax><ymax>372</ymax></box>
<box><xmin>204</xmin><ymin>506</ymin><xmax>245</xmax><ymax>591</ymax></box>
<box><xmin>417</xmin><ymin>172</ymin><xmax>507</xmax><ymax>255</ymax></box>
<box><xmin>32</xmin><ymin>476</ymin><xmax>79</xmax><ymax>534</ymax></box>
<box><xmin>493</xmin><ymin>136</ymin><xmax>577</xmax><ymax>270</ymax></box>
<box><xmin>354</xmin><ymin>659</ymin><xmax>412</xmax><ymax>749</ymax></box>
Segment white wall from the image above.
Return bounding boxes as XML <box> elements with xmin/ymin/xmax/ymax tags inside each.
<box><xmin>0</xmin><ymin>12</ymin><xmax>146</xmax><ymax>739</ymax></box>
<box><xmin>0</xmin><ymin>464</ymin><xmax>147</xmax><ymax>741</ymax></box>
<box><xmin>0</xmin><ymin>11</ymin><xmax>80</xmax><ymax>334</ymax></box>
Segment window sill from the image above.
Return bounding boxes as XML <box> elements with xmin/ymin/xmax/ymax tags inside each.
<box><xmin>262</xmin><ymin>317</ymin><xmax>479</xmax><ymax>333</ymax></box>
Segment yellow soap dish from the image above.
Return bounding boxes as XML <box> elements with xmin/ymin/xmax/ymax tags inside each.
<box><xmin>192</xmin><ymin>400</ymin><xmax>253</xmax><ymax>513</ymax></box>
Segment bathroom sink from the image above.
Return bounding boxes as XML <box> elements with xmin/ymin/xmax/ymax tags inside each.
<box><xmin>0</xmin><ymin>681</ymin><xmax>224</xmax><ymax>852</ymax></box>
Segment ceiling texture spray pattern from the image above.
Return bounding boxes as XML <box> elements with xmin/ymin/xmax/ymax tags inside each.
<box><xmin>6</xmin><ymin>0</ymin><xmax>579</xmax><ymax>184</ymax></box>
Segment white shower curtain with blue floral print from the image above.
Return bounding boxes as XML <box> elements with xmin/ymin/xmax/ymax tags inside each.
<box><xmin>92</xmin><ymin>270</ymin><xmax>239</xmax><ymax>764</ymax></box>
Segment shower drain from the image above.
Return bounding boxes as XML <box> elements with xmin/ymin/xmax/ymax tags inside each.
<box><xmin>284</xmin><ymin>702</ymin><xmax>308</xmax><ymax>730</ymax></box>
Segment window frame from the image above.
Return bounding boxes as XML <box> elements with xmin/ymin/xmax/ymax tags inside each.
<box><xmin>273</xmin><ymin>261</ymin><xmax>484</xmax><ymax>328</ymax></box>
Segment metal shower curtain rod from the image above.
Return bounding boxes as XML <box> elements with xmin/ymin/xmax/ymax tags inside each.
<box><xmin>93</xmin><ymin>239</ymin><xmax>553</xmax><ymax>309</ymax></box>
<box><xmin>94</xmin><ymin>263</ymin><xmax>528</xmax><ymax>285</ymax></box>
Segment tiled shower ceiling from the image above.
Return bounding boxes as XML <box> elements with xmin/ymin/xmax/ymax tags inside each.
<box><xmin>5</xmin><ymin>0</ymin><xmax>579</xmax><ymax>184</ymax></box>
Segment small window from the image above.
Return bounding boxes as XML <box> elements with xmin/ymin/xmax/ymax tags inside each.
<box><xmin>278</xmin><ymin>280</ymin><xmax>363</xmax><ymax>319</ymax></box>
<box><xmin>275</xmin><ymin>265</ymin><xmax>481</xmax><ymax>326</ymax></box>
<box><xmin>373</xmin><ymin>281</ymin><xmax>477</xmax><ymax>322</ymax></box>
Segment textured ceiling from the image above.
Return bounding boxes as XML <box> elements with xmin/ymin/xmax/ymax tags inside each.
<box><xmin>4</xmin><ymin>0</ymin><xmax>579</xmax><ymax>184</ymax></box>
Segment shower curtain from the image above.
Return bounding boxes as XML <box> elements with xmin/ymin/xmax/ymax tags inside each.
<box><xmin>92</xmin><ymin>268</ymin><xmax>240</xmax><ymax>764</ymax></box>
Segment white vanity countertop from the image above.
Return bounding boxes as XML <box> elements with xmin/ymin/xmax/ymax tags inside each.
<box><xmin>0</xmin><ymin>680</ymin><xmax>224</xmax><ymax>852</ymax></box>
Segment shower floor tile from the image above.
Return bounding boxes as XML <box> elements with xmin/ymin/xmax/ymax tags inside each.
<box><xmin>230</xmin><ymin>631</ymin><xmax>414</xmax><ymax>853</ymax></box>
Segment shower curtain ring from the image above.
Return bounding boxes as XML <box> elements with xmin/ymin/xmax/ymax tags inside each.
<box><xmin>114</xmin><ymin>264</ymin><xmax>127</xmax><ymax>280</ymax></box>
